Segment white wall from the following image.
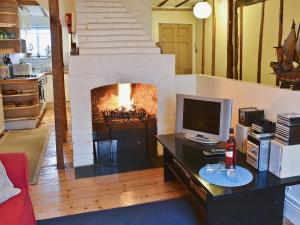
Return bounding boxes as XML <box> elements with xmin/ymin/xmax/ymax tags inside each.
<box><xmin>195</xmin><ymin>75</ymin><xmax>300</xmax><ymax>128</ymax></box>
<box><xmin>194</xmin><ymin>19</ymin><xmax>203</xmax><ymax>74</ymax></box>
<box><xmin>45</xmin><ymin>74</ymin><xmax>70</xmax><ymax>103</ymax></box>
<box><xmin>59</xmin><ymin>0</ymin><xmax>76</xmax><ymax>27</ymax></box>
<box><xmin>36</xmin><ymin>0</ymin><xmax>76</xmax><ymax>27</ymax></box>
<box><xmin>175</xmin><ymin>75</ymin><xmax>197</xmax><ymax>95</ymax></box>
<box><xmin>120</xmin><ymin>0</ymin><xmax>152</xmax><ymax>36</ymax></box>
<box><xmin>176</xmin><ymin>74</ymin><xmax>300</xmax><ymax>224</ymax></box>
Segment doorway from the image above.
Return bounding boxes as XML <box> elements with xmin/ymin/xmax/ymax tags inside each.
<box><xmin>159</xmin><ymin>23</ymin><xmax>192</xmax><ymax>74</ymax></box>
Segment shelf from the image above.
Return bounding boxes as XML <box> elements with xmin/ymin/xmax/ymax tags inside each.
<box><xmin>2</xmin><ymin>92</ymin><xmax>38</xmax><ymax>98</ymax></box>
<box><xmin>0</xmin><ymin>26</ymin><xmax>19</xmax><ymax>29</ymax></box>
<box><xmin>4</xmin><ymin>102</ymin><xmax>46</xmax><ymax>123</ymax></box>
<box><xmin>0</xmin><ymin>39</ymin><xmax>21</xmax><ymax>53</ymax></box>
<box><xmin>4</xmin><ymin>115</ymin><xmax>39</xmax><ymax>122</ymax></box>
<box><xmin>0</xmin><ymin>0</ymin><xmax>18</xmax><ymax>37</ymax></box>
<box><xmin>0</xmin><ymin>48</ymin><xmax>15</xmax><ymax>54</ymax></box>
<box><xmin>0</xmin><ymin>24</ymin><xmax>16</xmax><ymax>28</ymax></box>
<box><xmin>1</xmin><ymin>73</ymin><xmax>43</xmax><ymax>126</ymax></box>
<box><xmin>0</xmin><ymin>1</ymin><xmax>18</xmax><ymax>14</ymax></box>
<box><xmin>0</xmin><ymin>27</ymin><xmax>20</xmax><ymax>39</ymax></box>
<box><xmin>4</xmin><ymin>103</ymin><xmax>39</xmax><ymax>110</ymax></box>
<box><xmin>0</xmin><ymin>39</ymin><xmax>18</xmax><ymax>41</ymax></box>
<box><xmin>0</xmin><ymin>12</ymin><xmax>18</xmax><ymax>16</ymax></box>
<box><xmin>0</xmin><ymin>12</ymin><xmax>18</xmax><ymax>27</ymax></box>
<box><xmin>0</xmin><ymin>3</ymin><xmax>20</xmax><ymax>53</ymax></box>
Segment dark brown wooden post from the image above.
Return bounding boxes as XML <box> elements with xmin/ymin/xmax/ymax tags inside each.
<box><xmin>211</xmin><ymin>0</ymin><xmax>216</xmax><ymax>76</ymax></box>
<box><xmin>227</xmin><ymin>0</ymin><xmax>234</xmax><ymax>79</ymax></box>
<box><xmin>201</xmin><ymin>19</ymin><xmax>206</xmax><ymax>74</ymax></box>
<box><xmin>257</xmin><ymin>0</ymin><xmax>265</xmax><ymax>84</ymax></box>
<box><xmin>58</xmin><ymin>23</ymin><xmax>68</xmax><ymax>142</ymax></box>
<box><xmin>278</xmin><ymin>0</ymin><xmax>284</xmax><ymax>49</ymax></box>
<box><xmin>49</xmin><ymin>0</ymin><xmax>67</xmax><ymax>169</ymax></box>
<box><xmin>234</xmin><ymin>0</ymin><xmax>239</xmax><ymax>80</ymax></box>
<box><xmin>239</xmin><ymin>2</ymin><xmax>244</xmax><ymax>80</ymax></box>
<box><xmin>276</xmin><ymin>0</ymin><xmax>284</xmax><ymax>86</ymax></box>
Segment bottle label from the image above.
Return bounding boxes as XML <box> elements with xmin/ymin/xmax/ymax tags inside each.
<box><xmin>226</xmin><ymin>151</ymin><xmax>233</xmax><ymax>158</ymax></box>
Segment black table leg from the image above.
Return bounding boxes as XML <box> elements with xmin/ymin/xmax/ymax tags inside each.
<box><xmin>163</xmin><ymin>148</ymin><xmax>176</xmax><ymax>182</ymax></box>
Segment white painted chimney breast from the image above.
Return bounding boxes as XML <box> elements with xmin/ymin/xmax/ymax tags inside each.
<box><xmin>69</xmin><ymin>54</ymin><xmax>176</xmax><ymax>167</ymax></box>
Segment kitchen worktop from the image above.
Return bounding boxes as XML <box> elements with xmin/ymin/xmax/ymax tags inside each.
<box><xmin>0</xmin><ymin>73</ymin><xmax>46</xmax><ymax>84</ymax></box>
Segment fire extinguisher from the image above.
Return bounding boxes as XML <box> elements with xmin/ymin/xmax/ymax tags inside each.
<box><xmin>65</xmin><ymin>13</ymin><xmax>72</xmax><ymax>34</ymax></box>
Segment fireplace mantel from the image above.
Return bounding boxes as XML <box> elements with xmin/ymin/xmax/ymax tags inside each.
<box><xmin>69</xmin><ymin>54</ymin><xmax>176</xmax><ymax>167</ymax></box>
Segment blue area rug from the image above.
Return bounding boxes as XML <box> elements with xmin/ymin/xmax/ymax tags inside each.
<box><xmin>38</xmin><ymin>198</ymin><xmax>201</xmax><ymax>225</ymax></box>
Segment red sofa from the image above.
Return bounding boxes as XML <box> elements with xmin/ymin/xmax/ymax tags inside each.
<box><xmin>0</xmin><ymin>153</ymin><xmax>37</xmax><ymax>225</ymax></box>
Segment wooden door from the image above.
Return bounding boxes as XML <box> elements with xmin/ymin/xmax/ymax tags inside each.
<box><xmin>159</xmin><ymin>24</ymin><xmax>192</xmax><ymax>74</ymax></box>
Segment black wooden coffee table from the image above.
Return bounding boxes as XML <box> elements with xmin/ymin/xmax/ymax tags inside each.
<box><xmin>157</xmin><ymin>133</ymin><xmax>300</xmax><ymax>225</ymax></box>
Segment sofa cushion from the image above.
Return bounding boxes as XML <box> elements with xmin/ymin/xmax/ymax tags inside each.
<box><xmin>0</xmin><ymin>188</ymin><xmax>30</xmax><ymax>225</ymax></box>
<box><xmin>0</xmin><ymin>161</ymin><xmax>21</xmax><ymax>204</ymax></box>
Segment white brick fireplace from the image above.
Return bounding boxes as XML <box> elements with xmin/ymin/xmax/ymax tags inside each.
<box><xmin>69</xmin><ymin>54</ymin><xmax>176</xmax><ymax>167</ymax></box>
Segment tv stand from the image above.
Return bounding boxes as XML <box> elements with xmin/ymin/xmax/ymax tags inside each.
<box><xmin>156</xmin><ymin>133</ymin><xmax>300</xmax><ymax>225</ymax></box>
<box><xmin>184</xmin><ymin>133</ymin><xmax>218</xmax><ymax>144</ymax></box>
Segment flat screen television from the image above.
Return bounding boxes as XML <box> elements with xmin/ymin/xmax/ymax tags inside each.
<box><xmin>176</xmin><ymin>94</ymin><xmax>232</xmax><ymax>143</ymax></box>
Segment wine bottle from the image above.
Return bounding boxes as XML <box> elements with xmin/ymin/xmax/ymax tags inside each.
<box><xmin>225</xmin><ymin>128</ymin><xmax>237</xmax><ymax>169</ymax></box>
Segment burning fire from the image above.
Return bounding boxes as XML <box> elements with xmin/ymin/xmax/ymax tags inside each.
<box><xmin>118</xmin><ymin>83</ymin><xmax>133</xmax><ymax>110</ymax></box>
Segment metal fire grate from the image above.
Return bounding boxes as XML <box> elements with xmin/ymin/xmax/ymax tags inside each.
<box><xmin>101</xmin><ymin>105</ymin><xmax>147</xmax><ymax>123</ymax></box>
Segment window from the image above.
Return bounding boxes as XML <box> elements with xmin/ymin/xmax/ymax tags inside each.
<box><xmin>21</xmin><ymin>28</ymin><xmax>51</xmax><ymax>57</ymax></box>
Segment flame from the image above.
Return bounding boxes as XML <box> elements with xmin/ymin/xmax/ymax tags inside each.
<box><xmin>118</xmin><ymin>83</ymin><xmax>133</xmax><ymax>110</ymax></box>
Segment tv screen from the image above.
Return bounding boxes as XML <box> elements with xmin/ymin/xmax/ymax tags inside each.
<box><xmin>183</xmin><ymin>98</ymin><xmax>221</xmax><ymax>135</ymax></box>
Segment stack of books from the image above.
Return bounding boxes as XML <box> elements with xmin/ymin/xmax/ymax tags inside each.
<box><xmin>275</xmin><ymin>113</ymin><xmax>300</xmax><ymax>145</ymax></box>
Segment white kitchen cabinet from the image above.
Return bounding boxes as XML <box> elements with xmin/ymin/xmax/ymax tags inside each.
<box><xmin>45</xmin><ymin>74</ymin><xmax>70</xmax><ymax>103</ymax></box>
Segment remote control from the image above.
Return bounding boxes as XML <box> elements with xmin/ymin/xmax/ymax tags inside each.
<box><xmin>203</xmin><ymin>149</ymin><xmax>226</xmax><ymax>156</ymax></box>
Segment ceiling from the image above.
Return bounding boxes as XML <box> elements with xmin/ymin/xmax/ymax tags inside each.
<box><xmin>152</xmin><ymin>0</ymin><xmax>200</xmax><ymax>8</ymax></box>
<box><xmin>21</xmin><ymin>5</ymin><xmax>48</xmax><ymax>16</ymax></box>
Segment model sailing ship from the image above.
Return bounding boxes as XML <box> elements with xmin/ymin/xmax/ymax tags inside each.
<box><xmin>271</xmin><ymin>21</ymin><xmax>300</xmax><ymax>90</ymax></box>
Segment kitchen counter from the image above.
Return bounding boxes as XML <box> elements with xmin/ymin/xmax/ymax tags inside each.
<box><xmin>44</xmin><ymin>70</ymin><xmax>69</xmax><ymax>76</ymax></box>
<box><xmin>0</xmin><ymin>73</ymin><xmax>46</xmax><ymax>84</ymax></box>
<box><xmin>0</xmin><ymin>73</ymin><xmax>46</xmax><ymax>130</ymax></box>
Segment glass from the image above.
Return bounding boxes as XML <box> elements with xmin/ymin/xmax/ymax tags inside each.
<box><xmin>205</xmin><ymin>162</ymin><xmax>225</xmax><ymax>173</ymax></box>
<box><xmin>205</xmin><ymin>162</ymin><xmax>240</xmax><ymax>183</ymax></box>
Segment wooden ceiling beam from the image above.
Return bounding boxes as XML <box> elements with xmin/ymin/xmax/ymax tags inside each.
<box><xmin>152</xmin><ymin>7</ymin><xmax>192</xmax><ymax>11</ymax></box>
<box><xmin>175</xmin><ymin>0</ymin><xmax>191</xmax><ymax>8</ymax></box>
<box><xmin>40</xmin><ymin>7</ymin><xmax>48</xmax><ymax>17</ymax></box>
<box><xmin>157</xmin><ymin>0</ymin><xmax>169</xmax><ymax>7</ymax></box>
<box><xmin>227</xmin><ymin>0</ymin><xmax>234</xmax><ymax>79</ymax></box>
<box><xmin>237</xmin><ymin>0</ymin><xmax>266</xmax><ymax>7</ymax></box>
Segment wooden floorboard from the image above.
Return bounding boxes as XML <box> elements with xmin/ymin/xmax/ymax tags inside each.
<box><xmin>29</xmin><ymin>106</ymin><xmax>186</xmax><ymax>220</ymax></box>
